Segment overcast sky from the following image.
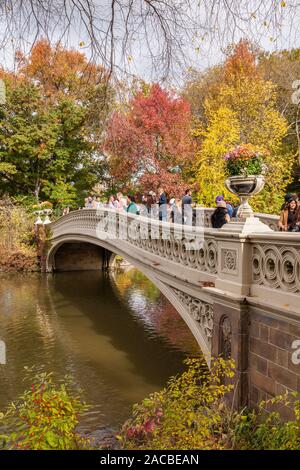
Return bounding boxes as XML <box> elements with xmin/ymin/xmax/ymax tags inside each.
<box><xmin>0</xmin><ymin>1</ymin><xmax>300</xmax><ymax>84</ymax></box>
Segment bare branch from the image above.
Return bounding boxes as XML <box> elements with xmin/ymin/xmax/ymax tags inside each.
<box><xmin>0</xmin><ymin>1</ymin><xmax>300</xmax><ymax>81</ymax></box>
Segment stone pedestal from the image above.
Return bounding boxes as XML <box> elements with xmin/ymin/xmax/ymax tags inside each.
<box><xmin>211</xmin><ymin>217</ymin><xmax>272</xmax><ymax>408</ymax></box>
<box><xmin>211</xmin><ymin>295</ymin><xmax>250</xmax><ymax>409</ymax></box>
<box><xmin>220</xmin><ymin>216</ymin><xmax>273</xmax><ymax>235</ymax></box>
<box><xmin>214</xmin><ymin>217</ymin><xmax>272</xmax><ymax>296</ymax></box>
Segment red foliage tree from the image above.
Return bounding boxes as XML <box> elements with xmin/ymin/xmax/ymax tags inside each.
<box><xmin>104</xmin><ymin>84</ymin><xmax>194</xmax><ymax>196</ymax></box>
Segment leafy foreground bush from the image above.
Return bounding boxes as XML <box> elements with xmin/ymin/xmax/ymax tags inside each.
<box><xmin>119</xmin><ymin>357</ymin><xmax>300</xmax><ymax>450</ymax></box>
<box><xmin>0</xmin><ymin>371</ymin><xmax>90</xmax><ymax>450</ymax></box>
<box><xmin>0</xmin><ymin>199</ymin><xmax>38</xmax><ymax>272</ymax></box>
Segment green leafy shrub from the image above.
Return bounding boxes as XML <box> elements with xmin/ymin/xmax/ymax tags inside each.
<box><xmin>118</xmin><ymin>357</ymin><xmax>235</xmax><ymax>450</ymax></box>
<box><xmin>0</xmin><ymin>371</ymin><xmax>90</xmax><ymax>450</ymax></box>
<box><xmin>119</xmin><ymin>357</ymin><xmax>300</xmax><ymax>450</ymax></box>
<box><xmin>233</xmin><ymin>393</ymin><xmax>300</xmax><ymax>450</ymax></box>
<box><xmin>40</xmin><ymin>201</ymin><xmax>53</xmax><ymax>210</ymax></box>
<box><xmin>0</xmin><ymin>198</ymin><xmax>38</xmax><ymax>271</ymax></box>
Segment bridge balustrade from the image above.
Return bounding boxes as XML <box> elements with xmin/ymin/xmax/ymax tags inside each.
<box><xmin>49</xmin><ymin>208</ymin><xmax>300</xmax><ymax>409</ymax></box>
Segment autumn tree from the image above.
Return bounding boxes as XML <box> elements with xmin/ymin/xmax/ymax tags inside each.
<box><xmin>183</xmin><ymin>65</ymin><xmax>224</xmax><ymax>124</ymax></box>
<box><xmin>0</xmin><ymin>80</ymin><xmax>87</xmax><ymax>205</ymax></box>
<box><xmin>104</xmin><ymin>84</ymin><xmax>194</xmax><ymax>196</ymax></box>
<box><xmin>258</xmin><ymin>49</ymin><xmax>300</xmax><ymax>167</ymax></box>
<box><xmin>16</xmin><ymin>39</ymin><xmax>112</xmax><ymax>135</ymax></box>
<box><xmin>0</xmin><ymin>40</ymin><xmax>114</xmax><ymax>206</ymax></box>
<box><xmin>192</xmin><ymin>107</ymin><xmax>240</xmax><ymax>205</ymax></box>
<box><xmin>191</xmin><ymin>40</ymin><xmax>293</xmax><ymax>212</ymax></box>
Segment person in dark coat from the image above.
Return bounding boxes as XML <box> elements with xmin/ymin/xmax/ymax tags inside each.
<box><xmin>158</xmin><ymin>187</ymin><xmax>168</xmax><ymax>221</ymax></box>
<box><xmin>146</xmin><ymin>192</ymin><xmax>156</xmax><ymax>217</ymax></box>
<box><xmin>215</xmin><ymin>195</ymin><xmax>234</xmax><ymax>217</ymax></box>
<box><xmin>211</xmin><ymin>200</ymin><xmax>230</xmax><ymax>228</ymax></box>
<box><xmin>182</xmin><ymin>188</ymin><xmax>193</xmax><ymax>225</ymax></box>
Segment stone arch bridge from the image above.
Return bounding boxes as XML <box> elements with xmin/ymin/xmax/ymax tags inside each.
<box><xmin>47</xmin><ymin>208</ymin><xmax>300</xmax><ymax>414</ymax></box>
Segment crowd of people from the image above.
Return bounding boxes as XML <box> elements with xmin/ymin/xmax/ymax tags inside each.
<box><xmin>84</xmin><ymin>192</ymin><xmax>140</xmax><ymax>214</ymax></box>
<box><xmin>83</xmin><ymin>188</ymin><xmax>194</xmax><ymax>224</ymax></box>
<box><xmin>81</xmin><ymin>189</ymin><xmax>300</xmax><ymax>231</ymax></box>
<box><xmin>210</xmin><ymin>192</ymin><xmax>300</xmax><ymax>231</ymax></box>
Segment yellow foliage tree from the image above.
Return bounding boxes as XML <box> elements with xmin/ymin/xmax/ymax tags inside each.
<box><xmin>193</xmin><ymin>40</ymin><xmax>294</xmax><ymax>213</ymax></box>
<box><xmin>193</xmin><ymin>107</ymin><xmax>240</xmax><ymax>206</ymax></box>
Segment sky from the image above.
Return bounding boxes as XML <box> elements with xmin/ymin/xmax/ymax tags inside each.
<box><xmin>0</xmin><ymin>0</ymin><xmax>300</xmax><ymax>85</ymax></box>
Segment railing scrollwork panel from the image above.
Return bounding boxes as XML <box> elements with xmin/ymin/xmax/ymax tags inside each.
<box><xmin>252</xmin><ymin>242</ymin><xmax>300</xmax><ymax>294</ymax></box>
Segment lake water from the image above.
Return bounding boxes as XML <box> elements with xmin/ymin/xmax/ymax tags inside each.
<box><xmin>0</xmin><ymin>269</ymin><xmax>198</xmax><ymax>440</ymax></box>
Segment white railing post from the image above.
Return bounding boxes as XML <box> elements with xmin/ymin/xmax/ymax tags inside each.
<box><xmin>214</xmin><ymin>217</ymin><xmax>272</xmax><ymax>297</ymax></box>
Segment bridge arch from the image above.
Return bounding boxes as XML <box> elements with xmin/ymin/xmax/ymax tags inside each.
<box><xmin>47</xmin><ymin>208</ymin><xmax>300</xmax><ymax>410</ymax></box>
<box><xmin>47</xmin><ymin>235</ymin><xmax>212</xmax><ymax>364</ymax></box>
<box><xmin>48</xmin><ymin>239</ymin><xmax>115</xmax><ymax>272</ymax></box>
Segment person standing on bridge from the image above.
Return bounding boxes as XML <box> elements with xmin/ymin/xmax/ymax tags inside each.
<box><xmin>170</xmin><ymin>198</ymin><xmax>182</xmax><ymax>224</ymax></box>
<box><xmin>95</xmin><ymin>196</ymin><xmax>103</xmax><ymax>209</ymax></box>
<box><xmin>158</xmin><ymin>188</ymin><xmax>168</xmax><ymax>222</ymax></box>
<box><xmin>146</xmin><ymin>192</ymin><xmax>156</xmax><ymax>218</ymax></box>
<box><xmin>106</xmin><ymin>195</ymin><xmax>116</xmax><ymax>210</ymax></box>
<box><xmin>116</xmin><ymin>192</ymin><xmax>127</xmax><ymax>212</ymax></box>
<box><xmin>85</xmin><ymin>196</ymin><xmax>94</xmax><ymax>209</ymax></box>
<box><xmin>215</xmin><ymin>195</ymin><xmax>234</xmax><ymax>218</ymax></box>
<box><xmin>278</xmin><ymin>196</ymin><xmax>300</xmax><ymax>231</ymax></box>
<box><xmin>182</xmin><ymin>189</ymin><xmax>193</xmax><ymax>226</ymax></box>
<box><xmin>211</xmin><ymin>200</ymin><xmax>230</xmax><ymax>228</ymax></box>
<box><xmin>126</xmin><ymin>195</ymin><xmax>139</xmax><ymax>215</ymax></box>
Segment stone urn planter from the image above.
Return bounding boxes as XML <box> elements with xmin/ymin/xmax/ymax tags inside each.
<box><xmin>225</xmin><ymin>174</ymin><xmax>265</xmax><ymax>219</ymax></box>
<box><xmin>43</xmin><ymin>208</ymin><xmax>52</xmax><ymax>225</ymax></box>
<box><xmin>34</xmin><ymin>210</ymin><xmax>43</xmax><ymax>225</ymax></box>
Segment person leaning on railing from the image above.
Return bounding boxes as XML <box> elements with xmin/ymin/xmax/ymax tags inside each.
<box><xmin>278</xmin><ymin>194</ymin><xmax>300</xmax><ymax>232</ymax></box>
<box><xmin>126</xmin><ymin>195</ymin><xmax>140</xmax><ymax>215</ymax></box>
<box><xmin>211</xmin><ymin>200</ymin><xmax>230</xmax><ymax>228</ymax></box>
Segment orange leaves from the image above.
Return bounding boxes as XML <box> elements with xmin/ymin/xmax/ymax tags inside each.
<box><xmin>16</xmin><ymin>39</ymin><xmax>105</xmax><ymax>101</ymax></box>
<box><xmin>224</xmin><ymin>39</ymin><xmax>260</xmax><ymax>83</ymax></box>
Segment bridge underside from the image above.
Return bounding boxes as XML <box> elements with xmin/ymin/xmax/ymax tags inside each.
<box><xmin>52</xmin><ymin>242</ymin><xmax>113</xmax><ymax>272</ymax></box>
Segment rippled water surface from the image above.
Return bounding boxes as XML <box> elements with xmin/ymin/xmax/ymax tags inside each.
<box><xmin>0</xmin><ymin>269</ymin><xmax>198</xmax><ymax>437</ymax></box>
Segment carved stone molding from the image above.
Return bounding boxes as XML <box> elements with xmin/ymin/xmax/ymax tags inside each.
<box><xmin>252</xmin><ymin>244</ymin><xmax>300</xmax><ymax>293</ymax></box>
<box><xmin>171</xmin><ymin>288</ymin><xmax>214</xmax><ymax>349</ymax></box>
<box><xmin>128</xmin><ymin>217</ymin><xmax>218</xmax><ymax>275</ymax></box>
<box><xmin>220</xmin><ymin>316</ymin><xmax>232</xmax><ymax>359</ymax></box>
<box><xmin>221</xmin><ymin>248</ymin><xmax>237</xmax><ymax>274</ymax></box>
